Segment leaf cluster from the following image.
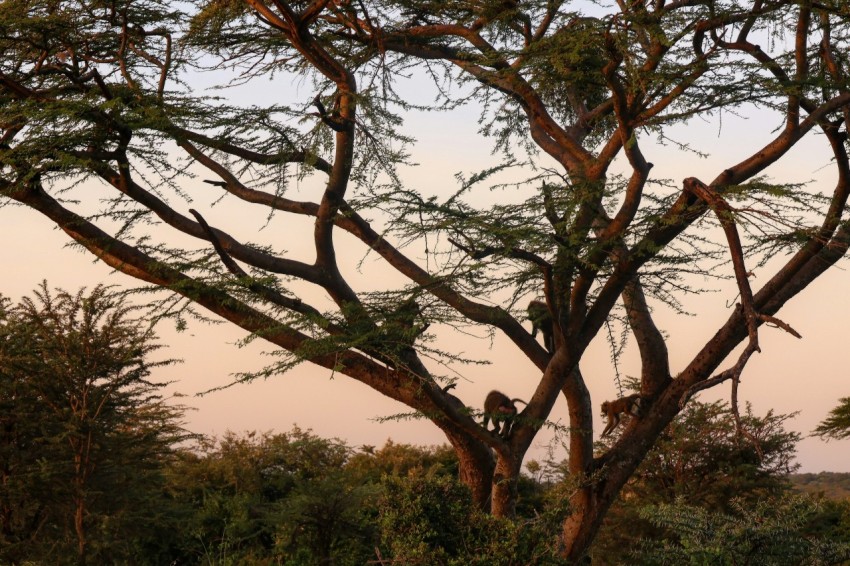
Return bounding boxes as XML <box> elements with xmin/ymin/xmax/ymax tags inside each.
<box><xmin>639</xmin><ymin>496</ymin><xmax>850</xmax><ymax>566</ymax></box>
<box><xmin>592</xmin><ymin>400</ymin><xmax>802</xmax><ymax>563</ymax></box>
<box><xmin>378</xmin><ymin>472</ymin><xmax>570</xmax><ymax>566</ymax></box>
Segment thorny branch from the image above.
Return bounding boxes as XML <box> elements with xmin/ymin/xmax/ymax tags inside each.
<box><xmin>447</xmin><ymin>237</ymin><xmax>551</xmax><ymax>269</ymax></box>
<box><xmin>679</xmin><ymin>178</ymin><xmax>802</xmax><ymax>453</ymax></box>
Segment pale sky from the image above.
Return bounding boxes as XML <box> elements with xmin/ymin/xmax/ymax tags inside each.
<box><xmin>2</xmin><ymin>66</ymin><xmax>849</xmax><ymax>475</ymax></box>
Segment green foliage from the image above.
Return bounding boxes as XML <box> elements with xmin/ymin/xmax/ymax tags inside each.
<box><xmin>164</xmin><ymin>428</ymin><xmax>377</xmax><ymax>565</ymax></box>
<box><xmin>593</xmin><ymin>401</ymin><xmax>800</xmax><ymax>563</ymax></box>
<box><xmin>273</xmin><ymin>471</ymin><xmax>378</xmax><ymax>566</ymax></box>
<box><xmin>526</xmin><ymin>16</ymin><xmax>612</xmax><ymax>138</ymax></box>
<box><xmin>638</xmin><ymin>496</ymin><xmax>850</xmax><ymax>566</ymax></box>
<box><xmin>378</xmin><ymin>473</ymin><xmax>570</xmax><ymax>566</ymax></box>
<box><xmin>165</xmin><ymin>433</ymin><xmax>562</xmax><ymax>565</ymax></box>
<box><xmin>814</xmin><ymin>397</ymin><xmax>850</xmax><ymax>441</ymax></box>
<box><xmin>161</xmin><ymin>435</ymin><xmax>470</xmax><ymax>565</ymax></box>
<box><xmin>589</xmin><ymin>401</ymin><xmax>850</xmax><ymax>565</ymax></box>
<box><xmin>346</xmin><ymin>439</ymin><xmax>459</xmax><ymax>480</ymax></box>
<box><xmin>609</xmin><ymin>401</ymin><xmax>799</xmax><ymax>508</ymax></box>
<box><xmin>0</xmin><ymin>282</ymin><xmax>187</xmax><ymax>565</ymax></box>
<box><xmin>0</xmin><ymin>0</ymin><xmax>184</xmax><ymax>160</ymax></box>
<box><xmin>806</xmin><ymin>498</ymin><xmax>850</xmax><ymax>554</ymax></box>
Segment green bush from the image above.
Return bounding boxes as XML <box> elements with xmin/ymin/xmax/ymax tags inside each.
<box><xmin>378</xmin><ymin>473</ymin><xmax>570</xmax><ymax>566</ymax></box>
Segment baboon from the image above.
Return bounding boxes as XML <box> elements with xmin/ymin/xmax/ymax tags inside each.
<box><xmin>527</xmin><ymin>299</ymin><xmax>554</xmax><ymax>353</ymax></box>
<box><xmin>482</xmin><ymin>390</ymin><xmax>527</xmax><ymax>439</ymax></box>
<box><xmin>600</xmin><ymin>393</ymin><xmax>643</xmax><ymax>437</ymax></box>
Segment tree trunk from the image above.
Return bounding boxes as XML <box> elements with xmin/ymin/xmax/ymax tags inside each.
<box><xmin>74</xmin><ymin>496</ymin><xmax>86</xmax><ymax>566</ymax></box>
<box><xmin>72</xmin><ymin>439</ymin><xmax>87</xmax><ymax>566</ymax></box>
<box><xmin>490</xmin><ymin>456</ymin><xmax>521</xmax><ymax>517</ymax></box>
<box><xmin>555</xmin><ymin>362</ymin><xmax>600</xmax><ymax>560</ymax></box>
<box><xmin>443</xmin><ymin>428</ymin><xmax>495</xmax><ymax>510</ymax></box>
<box><xmin>563</xmin><ymin>486</ymin><xmax>610</xmax><ymax>563</ymax></box>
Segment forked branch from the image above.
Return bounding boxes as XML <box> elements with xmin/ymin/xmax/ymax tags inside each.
<box><xmin>680</xmin><ymin>179</ymin><xmax>801</xmax><ymax>412</ymax></box>
<box><xmin>188</xmin><ymin>208</ymin><xmax>340</xmax><ymax>334</ymax></box>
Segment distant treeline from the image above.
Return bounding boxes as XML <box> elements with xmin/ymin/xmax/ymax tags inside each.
<box><xmin>790</xmin><ymin>472</ymin><xmax>850</xmax><ymax>500</ymax></box>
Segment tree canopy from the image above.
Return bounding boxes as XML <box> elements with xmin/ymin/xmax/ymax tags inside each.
<box><xmin>4</xmin><ymin>0</ymin><xmax>850</xmax><ymax>558</ymax></box>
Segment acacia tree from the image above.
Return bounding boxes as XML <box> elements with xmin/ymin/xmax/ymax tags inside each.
<box><xmin>3</xmin><ymin>0</ymin><xmax>850</xmax><ymax>559</ymax></box>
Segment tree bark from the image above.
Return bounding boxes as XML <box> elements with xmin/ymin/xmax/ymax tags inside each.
<box><xmin>444</xmin><ymin>429</ymin><xmax>495</xmax><ymax>510</ymax></box>
<box><xmin>74</xmin><ymin>494</ymin><xmax>86</xmax><ymax>566</ymax></box>
<box><xmin>490</xmin><ymin>455</ymin><xmax>521</xmax><ymax>517</ymax></box>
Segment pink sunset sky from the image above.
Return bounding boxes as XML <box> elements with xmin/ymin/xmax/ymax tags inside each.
<box><xmin>2</xmin><ymin>68</ymin><xmax>849</xmax><ymax>474</ymax></box>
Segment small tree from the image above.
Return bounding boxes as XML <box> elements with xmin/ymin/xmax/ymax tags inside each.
<box><xmin>617</xmin><ymin>401</ymin><xmax>798</xmax><ymax>507</ymax></box>
<box><xmin>0</xmin><ymin>283</ymin><xmax>185</xmax><ymax>565</ymax></box>
<box><xmin>6</xmin><ymin>1</ymin><xmax>850</xmax><ymax>558</ymax></box>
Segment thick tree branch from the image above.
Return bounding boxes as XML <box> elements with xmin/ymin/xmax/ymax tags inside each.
<box><xmin>93</xmin><ymin>163</ymin><xmax>323</xmax><ymax>283</ymax></box>
<box><xmin>622</xmin><ymin>277</ymin><xmax>671</xmax><ymax>394</ymax></box>
<box><xmin>677</xmin><ymin>179</ymin><xmax>801</xmax><ymax>412</ymax></box>
<box><xmin>188</xmin><ymin>208</ymin><xmax>336</xmax><ymax>326</ymax></box>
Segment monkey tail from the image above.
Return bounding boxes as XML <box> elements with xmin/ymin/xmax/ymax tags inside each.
<box><xmin>511</xmin><ymin>398</ymin><xmax>528</xmax><ymax>406</ymax></box>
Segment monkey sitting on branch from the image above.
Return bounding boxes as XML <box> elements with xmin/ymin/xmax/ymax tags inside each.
<box><xmin>526</xmin><ymin>299</ymin><xmax>554</xmax><ymax>353</ymax></box>
<box><xmin>600</xmin><ymin>393</ymin><xmax>643</xmax><ymax>437</ymax></box>
<box><xmin>482</xmin><ymin>390</ymin><xmax>527</xmax><ymax>439</ymax></box>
